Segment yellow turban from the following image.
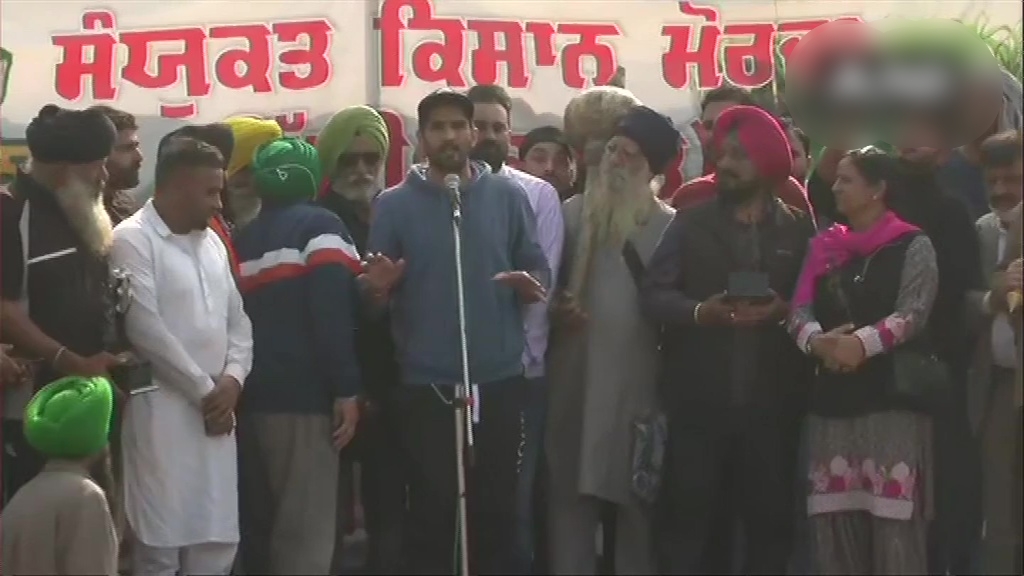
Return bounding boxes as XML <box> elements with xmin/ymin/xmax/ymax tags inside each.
<box><xmin>223</xmin><ymin>116</ymin><xmax>284</xmax><ymax>178</ymax></box>
<box><xmin>316</xmin><ymin>106</ymin><xmax>389</xmax><ymax>181</ymax></box>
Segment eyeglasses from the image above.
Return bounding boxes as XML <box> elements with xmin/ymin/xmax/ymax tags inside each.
<box><xmin>853</xmin><ymin>144</ymin><xmax>888</xmax><ymax>156</ymax></box>
<box><xmin>337</xmin><ymin>152</ymin><xmax>381</xmax><ymax>169</ymax></box>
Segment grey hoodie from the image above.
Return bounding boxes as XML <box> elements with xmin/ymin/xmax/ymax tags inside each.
<box><xmin>367</xmin><ymin>161</ymin><xmax>548</xmax><ymax>386</ymax></box>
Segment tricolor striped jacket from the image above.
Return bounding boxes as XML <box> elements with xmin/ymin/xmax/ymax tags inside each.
<box><xmin>233</xmin><ymin>200</ymin><xmax>363</xmax><ymax>413</ymax></box>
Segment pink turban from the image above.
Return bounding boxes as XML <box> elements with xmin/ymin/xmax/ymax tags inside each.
<box><xmin>712</xmin><ymin>105</ymin><xmax>793</xmax><ymax>183</ymax></box>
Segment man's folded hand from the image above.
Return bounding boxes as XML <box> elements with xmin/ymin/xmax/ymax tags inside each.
<box><xmin>204</xmin><ymin>412</ymin><xmax>235</xmax><ymax>437</ymax></box>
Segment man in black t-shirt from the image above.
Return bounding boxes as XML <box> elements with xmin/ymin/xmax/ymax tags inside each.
<box><xmin>0</xmin><ymin>105</ymin><xmax>124</xmax><ymax>501</ymax></box>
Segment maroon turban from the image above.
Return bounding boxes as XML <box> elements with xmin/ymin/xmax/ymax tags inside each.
<box><xmin>712</xmin><ymin>105</ymin><xmax>793</xmax><ymax>182</ymax></box>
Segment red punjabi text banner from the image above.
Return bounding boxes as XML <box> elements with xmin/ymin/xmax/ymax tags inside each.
<box><xmin>0</xmin><ymin>0</ymin><xmax>1018</xmax><ymax>188</ymax></box>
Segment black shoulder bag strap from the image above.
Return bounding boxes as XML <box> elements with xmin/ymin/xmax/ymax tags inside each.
<box><xmin>622</xmin><ymin>240</ymin><xmax>646</xmax><ymax>290</ymax></box>
<box><xmin>622</xmin><ymin>240</ymin><xmax>663</xmax><ymax>347</ymax></box>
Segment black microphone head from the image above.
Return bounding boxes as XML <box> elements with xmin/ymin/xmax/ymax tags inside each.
<box><xmin>444</xmin><ymin>174</ymin><xmax>461</xmax><ymax>189</ymax></box>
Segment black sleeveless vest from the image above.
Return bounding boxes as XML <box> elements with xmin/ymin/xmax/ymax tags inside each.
<box><xmin>809</xmin><ymin>233</ymin><xmax>933</xmax><ymax>417</ymax></box>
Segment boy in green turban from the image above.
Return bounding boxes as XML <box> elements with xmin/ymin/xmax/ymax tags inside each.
<box><xmin>232</xmin><ymin>137</ymin><xmax>363</xmax><ymax>574</ymax></box>
<box><xmin>1</xmin><ymin>376</ymin><xmax>118</xmax><ymax>575</ymax></box>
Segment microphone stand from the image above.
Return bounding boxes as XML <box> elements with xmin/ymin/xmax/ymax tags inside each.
<box><xmin>450</xmin><ymin>186</ymin><xmax>474</xmax><ymax>576</ymax></box>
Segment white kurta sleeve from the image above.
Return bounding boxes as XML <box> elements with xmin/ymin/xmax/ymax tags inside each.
<box><xmin>221</xmin><ymin>270</ymin><xmax>252</xmax><ymax>386</ymax></box>
<box><xmin>110</xmin><ymin>228</ymin><xmax>215</xmax><ymax>406</ymax></box>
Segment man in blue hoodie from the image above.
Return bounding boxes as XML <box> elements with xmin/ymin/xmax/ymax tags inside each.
<box><xmin>233</xmin><ymin>138</ymin><xmax>361</xmax><ymax>575</ymax></box>
<box><xmin>363</xmin><ymin>88</ymin><xmax>548</xmax><ymax>574</ymax></box>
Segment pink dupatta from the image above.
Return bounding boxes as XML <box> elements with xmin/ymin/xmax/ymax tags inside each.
<box><xmin>792</xmin><ymin>211</ymin><xmax>919</xmax><ymax>308</ymax></box>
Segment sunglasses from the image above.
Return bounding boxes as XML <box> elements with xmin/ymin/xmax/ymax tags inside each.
<box><xmin>337</xmin><ymin>152</ymin><xmax>381</xmax><ymax>169</ymax></box>
<box><xmin>854</xmin><ymin>145</ymin><xmax>887</xmax><ymax>156</ymax></box>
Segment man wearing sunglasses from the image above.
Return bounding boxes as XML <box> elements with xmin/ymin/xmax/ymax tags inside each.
<box><xmin>315</xmin><ymin>105</ymin><xmax>406</xmax><ymax>575</ymax></box>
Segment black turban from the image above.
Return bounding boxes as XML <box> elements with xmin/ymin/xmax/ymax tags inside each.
<box><xmin>518</xmin><ymin>126</ymin><xmax>570</xmax><ymax>161</ymax></box>
<box><xmin>614</xmin><ymin>105</ymin><xmax>681</xmax><ymax>174</ymax></box>
<box><xmin>25</xmin><ymin>104</ymin><xmax>117</xmax><ymax>164</ymax></box>
<box><xmin>157</xmin><ymin>123</ymin><xmax>234</xmax><ymax>169</ymax></box>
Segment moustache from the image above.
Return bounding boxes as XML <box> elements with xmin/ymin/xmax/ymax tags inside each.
<box><xmin>348</xmin><ymin>176</ymin><xmax>375</xmax><ymax>187</ymax></box>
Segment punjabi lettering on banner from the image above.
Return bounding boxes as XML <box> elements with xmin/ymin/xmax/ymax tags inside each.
<box><xmin>0</xmin><ymin>0</ymin><xmax>1017</xmax><ymax>188</ymax></box>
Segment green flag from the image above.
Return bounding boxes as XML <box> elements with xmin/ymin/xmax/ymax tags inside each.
<box><xmin>0</xmin><ymin>48</ymin><xmax>12</xmax><ymax>106</ymax></box>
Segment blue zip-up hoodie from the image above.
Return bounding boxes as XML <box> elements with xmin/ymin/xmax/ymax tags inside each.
<box><xmin>234</xmin><ymin>200</ymin><xmax>362</xmax><ymax>413</ymax></box>
<box><xmin>367</xmin><ymin>161</ymin><xmax>548</xmax><ymax>386</ymax></box>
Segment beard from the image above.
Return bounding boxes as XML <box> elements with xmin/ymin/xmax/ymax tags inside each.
<box><xmin>717</xmin><ymin>177</ymin><xmax>759</xmax><ymax>205</ymax></box>
<box><xmin>54</xmin><ymin>173</ymin><xmax>113</xmax><ymax>256</ymax></box>
<box><xmin>227</xmin><ymin>187</ymin><xmax>261</xmax><ymax>229</ymax></box>
<box><xmin>586</xmin><ymin>159</ymin><xmax>655</xmax><ymax>246</ymax></box>
<box><xmin>106</xmin><ymin>161</ymin><xmax>141</xmax><ymax>191</ymax></box>
<box><xmin>332</xmin><ymin>177</ymin><xmax>380</xmax><ymax>203</ymax></box>
<box><xmin>469</xmin><ymin>139</ymin><xmax>507</xmax><ymax>172</ymax></box>
<box><xmin>428</xmin><ymin>144</ymin><xmax>468</xmax><ymax>174</ymax></box>
<box><xmin>566</xmin><ymin>155</ymin><xmax>655</xmax><ymax>297</ymax></box>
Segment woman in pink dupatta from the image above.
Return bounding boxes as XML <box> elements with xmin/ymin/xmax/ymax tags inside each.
<box><xmin>786</xmin><ymin>148</ymin><xmax>941</xmax><ymax>574</ymax></box>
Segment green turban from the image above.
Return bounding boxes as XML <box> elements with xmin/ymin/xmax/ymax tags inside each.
<box><xmin>251</xmin><ymin>137</ymin><xmax>322</xmax><ymax>202</ymax></box>
<box><xmin>316</xmin><ymin>106</ymin><xmax>389</xmax><ymax>181</ymax></box>
<box><xmin>24</xmin><ymin>376</ymin><xmax>113</xmax><ymax>460</ymax></box>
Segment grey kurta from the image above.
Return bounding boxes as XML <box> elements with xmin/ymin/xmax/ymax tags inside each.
<box><xmin>545</xmin><ymin>196</ymin><xmax>674</xmax><ymax>504</ymax></box>
<box><xmin>1</xmin><ymin>460</ymin><xmax>118</xmax><ymax>576</ymax></box>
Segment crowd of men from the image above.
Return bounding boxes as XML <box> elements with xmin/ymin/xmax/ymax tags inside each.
<box><xmin>0</xmin><ymin>71</ymin><xmax>1021</xmax><ymax>576</ymax></box>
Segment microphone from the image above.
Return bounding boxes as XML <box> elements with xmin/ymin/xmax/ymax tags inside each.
<box><xmin>444</xmin><ymin>174</ymin><xmax>461</xmax><ymax>210</ymax></box>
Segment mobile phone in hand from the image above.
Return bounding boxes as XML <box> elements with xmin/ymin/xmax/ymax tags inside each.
<box><xmin>724</xmin><ymin>271</ymin><xmax>773</xmax><ymax>304</ymax></box>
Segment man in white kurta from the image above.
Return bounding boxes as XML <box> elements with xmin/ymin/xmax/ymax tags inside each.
<box><xmin>110</xmin><ymin>200</ymin><xmax>252</xmax><ymax>576</ymax></box>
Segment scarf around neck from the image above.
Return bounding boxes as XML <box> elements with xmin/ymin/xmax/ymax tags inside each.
<box><xmin>792</xmin><ymin>210</ymin><xmax>919</xmax><ymax>308</ymax></box>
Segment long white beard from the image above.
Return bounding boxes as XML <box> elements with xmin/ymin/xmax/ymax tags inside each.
<box><xmin>54</xmin><ymin>175</ymin><xmax>113</xmax><ymax>256</ymax></box>
<box><xmin>566</xmin><ymin>157</ymin><xmax>656</xmax><ymax>298</ymax></box>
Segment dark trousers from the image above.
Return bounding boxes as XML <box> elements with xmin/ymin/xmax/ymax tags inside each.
<box><xmin>927</xmin><ymin>393</ymin><xmax>981</xmax><ymax>575</ymax></box>
<box><xmin>348</xmin><ymin>399</ymin><xmax>408</xmax><ymax>575</ymax></box>
<box><xmin>657</xmin><ymin>408</ymin><xmax>798</xmax><ymax>575</ymax></box>
<box><xmin>532</xmin><ymin>454</ymin><xmax>549</xmax><ymax>573</ymax></box>
<box><xmin>1016</xmin><ymin>407</ymin><xmax>1023</xmax><ymax>576</ymax></box>
<box><xmin>237</xmin><ymin>413</ymin><xmax>274</xmax><ymax>575</ymax></box>
<box><xmin>395</xmin><ymin>376</ymin><xmax>525</xmax><ymax>575</ymax></box>
<box><xmin>513</xmin><ymin>376</ymin><xmax>546</xmax><ymax>574</ymax></box>
<box><xmin>598</xmin><ymin>503</ymin><xmax>617</xmax><ymax>575</ymax></box>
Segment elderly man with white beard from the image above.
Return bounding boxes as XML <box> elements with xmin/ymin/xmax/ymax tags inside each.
<box><xmin>315</xmin><ymin>105</ymin><xmax>407</xmax><ymax>574</ymax></box>
<box><xmin>545</xmin><ymin>102</ymin><xmax>680</xmax><ymax>575</ymax></box>
<box><xmin>1</xmin><ymin>104</ymin><xmax>125</xmax><ymax>503</ymax></box>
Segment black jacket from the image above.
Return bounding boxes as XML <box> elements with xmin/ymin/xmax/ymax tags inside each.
<box><xmin>641</xmin><ymin>198</ymin><xmax>816</xmax><ymax>424</ymax></box>
<box><xmin>318</xmin><ymin>192</ymin><xmax>400</xmax><ymax>400</ymax></box>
